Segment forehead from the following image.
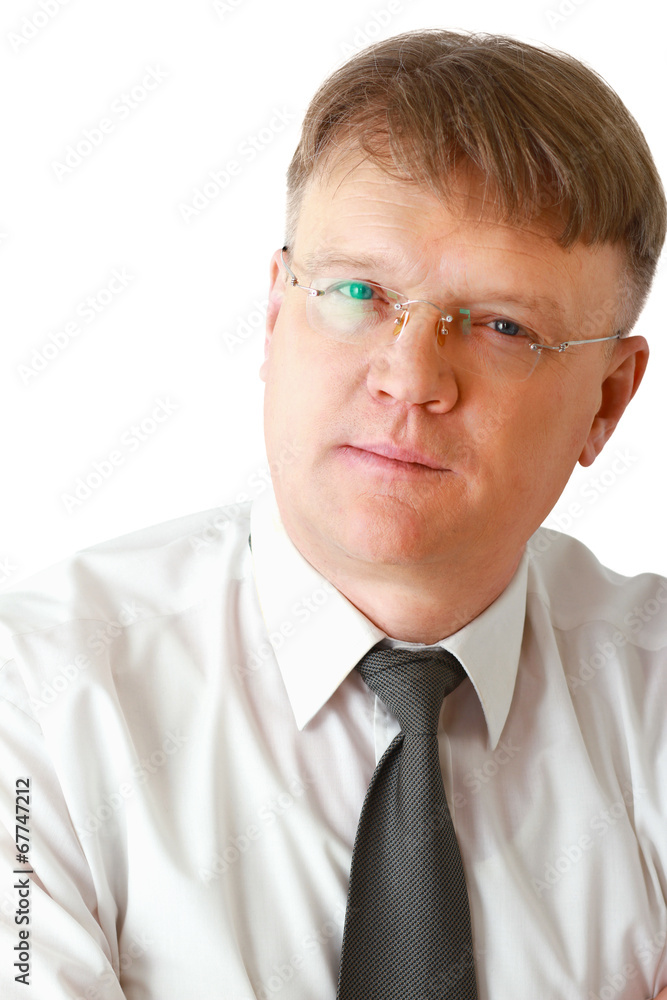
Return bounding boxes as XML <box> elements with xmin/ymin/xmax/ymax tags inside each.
<box><xmin>296</xmin><ymin>153</ymin><xmax>554</xmax><ymax>246</ymax></box>
<box><xmin>291</xmin><ymin>155</ymin><xmax>624</xmax><ymax>312</ymax></box>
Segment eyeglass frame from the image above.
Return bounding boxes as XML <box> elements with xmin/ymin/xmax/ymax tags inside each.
<box><xmin>279</xmin><ymin>246</ymin><xmax>622</xmax><ymax>357</ymax></box>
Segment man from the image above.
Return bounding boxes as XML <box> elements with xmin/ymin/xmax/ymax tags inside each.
<box><xmin>1</xmin><ymin>27</ymin><xmax>666</xmax><ymax>1000</ymax></box>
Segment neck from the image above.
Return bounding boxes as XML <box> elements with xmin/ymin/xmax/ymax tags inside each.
<box><xmin>280</xmin><ymin>514</ymin><xmax>524</xmax><ymax>644</ymax></box>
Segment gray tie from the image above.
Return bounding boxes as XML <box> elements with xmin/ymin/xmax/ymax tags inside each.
<box><xmin>336</xmin><ymin>645</ymin><xmax>478</xmax><ymax>999</ymax></box>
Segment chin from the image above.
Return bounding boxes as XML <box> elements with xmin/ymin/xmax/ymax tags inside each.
<box><xmin>331</xmin><ymin>495</ymin><xmax>442</xmax><ymax>567</ymax></box>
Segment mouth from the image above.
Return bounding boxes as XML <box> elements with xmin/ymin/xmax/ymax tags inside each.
<box><xmin>338</xmin><ymin>443</ymin><xmax>449</xmax><ymax>475</ymax></box>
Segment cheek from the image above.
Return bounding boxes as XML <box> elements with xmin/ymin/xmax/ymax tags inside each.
<box><xmin>542</xmin><ymin>367</ymin><xmax>602</xmax><ymax>461</ymax></box>
<box><xmin>495</xmin><ymin>375</ymin><xmax>596</xmax><ymax>499</ymax></box>
<box><xmin>263</xmin><ymin>321</ymin><xmax>359</xmax><ymax>445</ymax></box>
<box><xmin>466</xmin><ymin>377</ymin><xmax>574</xmax><ymax>482</ymax></box>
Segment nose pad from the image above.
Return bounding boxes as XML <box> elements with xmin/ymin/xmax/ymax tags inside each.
<box><xmin>393</xmin><ymin>310</ymin><xmax>409</xmax><ymax>337</ymax></box>
<box><xmin>392</xmin><ymin>307</ymin><xmax>452</xmax><ymax>350</ymax></box>
<box><xmin>436</xmin><ymin>316</ymin><xmax>449</xmax><ymax>348</ymax></box>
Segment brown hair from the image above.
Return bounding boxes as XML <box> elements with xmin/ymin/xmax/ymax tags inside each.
<box><xmin>285</xmin><ymin>29</ymin><xmax>666</xmax><ymax>334</ymax></box>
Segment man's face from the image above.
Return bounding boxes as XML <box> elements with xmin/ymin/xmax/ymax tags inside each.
<box><xmin>260</xmin><ymin>156</ymin><xmax>645</xmax><ymax>578</ymax></box>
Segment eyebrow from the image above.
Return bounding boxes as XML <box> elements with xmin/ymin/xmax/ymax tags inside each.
<box><xmin>298</xmin><ymin>249</ymin><xmax>407</xmax><ymax>276</ymax></box>
<box><xmin>296</xmin><ymin>249</ymin><xmax>566</xmax><ymax>321</ymax></box>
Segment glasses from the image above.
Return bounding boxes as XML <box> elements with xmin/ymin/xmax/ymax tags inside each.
<box><xmin>280</xmin><ymin>247</ymin><xmax>621</xmax><ymax>382</ymax></box>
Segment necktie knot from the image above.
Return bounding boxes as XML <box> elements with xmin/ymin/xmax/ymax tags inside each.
<box><xmin>356</xmin><ymin>645</ymin><xmax>467</xmax><ymax>736</ymax></box>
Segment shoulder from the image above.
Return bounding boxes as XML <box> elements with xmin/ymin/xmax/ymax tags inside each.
<box><xmin>526</xmin><ymin>526</ymin><xmax>667</xmax><ymax>652</ymax></box>
<box><xmin>0</xmin><ymin>500</ymin><xmax>252</xmax><ymax>650</ymax></box>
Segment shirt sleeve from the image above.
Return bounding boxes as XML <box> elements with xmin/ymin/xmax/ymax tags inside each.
<box><xmin>0</xmin><ymin>650</ymin><xmax>127</xmax><ymax>1000</ymax></box>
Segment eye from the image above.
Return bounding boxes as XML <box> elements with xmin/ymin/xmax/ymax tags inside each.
<box><xmin>332</xmin><ymin>280</ymin><xmax>377</xmax><ymax>301</ymax></box>
<box><xmin>487</xmin><ymin>318</ymin><xmax>523</xmax><ymax>338</ymax></box>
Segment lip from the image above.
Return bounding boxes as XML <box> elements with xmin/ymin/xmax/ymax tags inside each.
<box><xmin>340</xmin><ymin>442</ymin><xmax>448</xmax><ymax>472</ymax></box>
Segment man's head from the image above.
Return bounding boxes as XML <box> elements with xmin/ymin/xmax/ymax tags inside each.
<box><xmin>284</xmin><ymin>29</ymin><xmax>666</xmax><ymax>335</ymax></box>
<box><xmin>259</xmin><ymin>30</ymin><xmax>666</xmax><ymax>630</ymax></box>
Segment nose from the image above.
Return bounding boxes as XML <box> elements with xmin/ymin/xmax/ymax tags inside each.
<box><xmin>366</xmin><ymin>304</ymin><xmax>459</xmax><ymax>412</ymax></box>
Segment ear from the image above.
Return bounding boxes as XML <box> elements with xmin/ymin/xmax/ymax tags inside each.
<box><xmin>259</xmin><ymin>248</ymin><xmax>286</xmax><ymax>383</ymax></box>
<box><xmin>578</xmin><ymin>336</ymin><xmax>649</xmax><ymax>467</ymax></box>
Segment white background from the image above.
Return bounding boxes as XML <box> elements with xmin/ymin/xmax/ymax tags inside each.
<box><xmin>1</xmin><ymin>0</ymin><xmax>665</xmax><ymax>587</ymax></box>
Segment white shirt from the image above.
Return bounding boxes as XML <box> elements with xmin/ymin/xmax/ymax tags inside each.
<box><xmin>1</xmin><ymin>482</ymin><xmax>666</xmax><ymax>1000</ymax></box>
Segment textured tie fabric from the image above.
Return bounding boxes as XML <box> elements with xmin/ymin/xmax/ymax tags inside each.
<box><xmin>336</xmin><ymin>645</ymin><xmax>478</xmax><ymax>1000</ymax></box>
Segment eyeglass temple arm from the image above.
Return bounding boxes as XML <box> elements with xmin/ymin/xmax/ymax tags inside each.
<box><xmin>280</xmin><ymin>246</ymin><xmax>323</xmax><ymax>296</ymax></box>
<box><xmin>531</xmin><ymin>333</ymin><xmax>622</xmax><ymax>354</ymax></box>
<box><xmin>280</xmin><ymin>246</ymin><xmax>296</xmax><ymax>284</ymax></box>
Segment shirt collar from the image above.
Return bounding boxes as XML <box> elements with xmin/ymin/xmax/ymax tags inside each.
<box><xmin>432</xmin><ymin>557</ymin><xmax>527</xmax><ymax>750</ymax></box>
<box><xmin>250</xmin><ymin>482</ymin><xmax>527</xmax><ymax>749</ymax></box>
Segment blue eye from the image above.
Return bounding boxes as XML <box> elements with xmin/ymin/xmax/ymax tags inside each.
<box><xmin>488</xmin><ymin>319</ymin><xmax>522</xmax><ymax>337</ymax></box>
